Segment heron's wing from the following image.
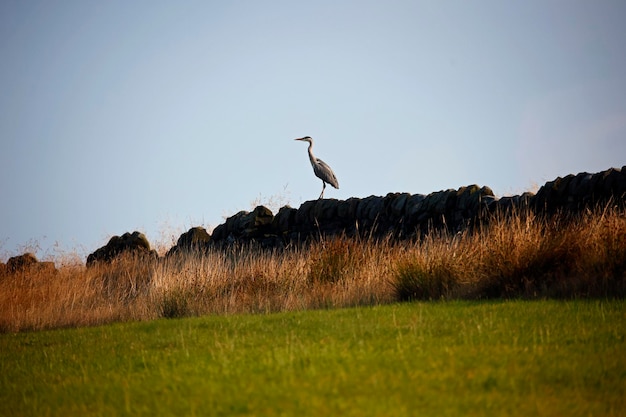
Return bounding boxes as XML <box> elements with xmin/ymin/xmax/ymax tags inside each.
<box><xmin>314</xmin><ymin>158</ymin><xmax>339</xmax><ymax>189</ymax></box>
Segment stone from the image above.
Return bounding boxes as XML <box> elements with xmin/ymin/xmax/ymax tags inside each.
<box><xmin>241</xmin><ymin>206</ymin><xmax>274</xmax><ymax>237</ymax></box>
<box><xmin>3</xmin><ymin>253</ymin><xmax>56</xmax><ymax>276</ymax></box>
<box><xmin>405</xmin><ymin>194</ymin><xmax>426</xmax><ymax>217</ymax></box>
<box><xmin>295</xmin><ymin>201</ymin><xmax>317</xmax><ymax>225</ymax></box>
<box><xmin>87</xmin><ymin>231</ymin><xmax>156</xmax><ymax>266</ymax></box>
<box><xmin>336</xmin><ymin>198</ymin><xmax>360</xmax><ymax>220</ymax></box>
<box><xmin>272</xmin><ymin>206</ymin><xmax>297</xmax><ymax>233</ymax></box>
<box><xmin>179</xmin><ymin>227</ymin><xmax>211</xmax><ymax>248</ymax></box>
<box><xmin>385</xmin><ymin>192</ymin><xmax>410</xmax><ymax>218</ymax></box>
<box><xmin>7</xmin><ymin>253</ymin><xmax>38</xmax><ymax>273</ymax></box>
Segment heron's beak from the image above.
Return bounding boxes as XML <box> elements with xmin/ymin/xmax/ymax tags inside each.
<box><xmin>294</xmin><ymin>138</ymin><xmax>302</xmax><ymax>141</ymax></box>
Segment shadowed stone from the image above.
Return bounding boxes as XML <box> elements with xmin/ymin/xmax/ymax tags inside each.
<box><xmin>87</xmin><ymin>231</ymin><xmax>156</xmax><ymax>266</ymax></box>
<box><xmin>166</xmin><ymin>227</ymin><xmax>212</xmax><ymax>257</ymax></box>
<box><xmin>4</xmin><ymin>253</ymin><xmax>57</xmax><ymax>276</ymax></box>
<box><xmin>7</xmin><ymin>253</ymin><xmax>38</xmax><ymax>273</ymax></box>
<box><xmin>158</xmin><ymin>167</ymin><xmax>626</xmax><ymax>252</ymax></box>
<box><xmin>273</xmin><ymin>206</ymin><xmax>297</xmax><ymax>234</ymax></box>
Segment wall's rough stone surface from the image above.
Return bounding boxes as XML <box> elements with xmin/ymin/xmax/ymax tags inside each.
<box><xmin>87</xmin><ymin>167</ymin><xmax>626</xmax><ymax>263</ymax></box>
<box><xmin>176</xmin><ymin>167</ymin><xmax>625</xmax><ymax>252</ymax></box>
<box><xmin>87</xmin><ymin>231</ymin><xmax>157</xmax><ymax>266</ymax></box>
<box><xmin>1</xmin><ymin>253</ymin><xmax>57</xmax><ymax>277</ymax></box>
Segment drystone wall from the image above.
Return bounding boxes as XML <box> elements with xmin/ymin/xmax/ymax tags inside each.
<box><xmin>87</xmin><ymin>166</ymin><xmax>626</xmax><ymax>263</ymax></box>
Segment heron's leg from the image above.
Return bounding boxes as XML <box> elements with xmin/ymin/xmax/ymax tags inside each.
<box><xmin>319</xmin><ymin>181</ymin><xmax>326</xmax><ymax>199</ymax></box>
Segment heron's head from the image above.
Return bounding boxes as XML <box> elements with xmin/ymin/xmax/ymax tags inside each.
<box><xmin>294</xmin><ymin>136</ymin><xmax>313</xmax><ymax>144</ymax></box>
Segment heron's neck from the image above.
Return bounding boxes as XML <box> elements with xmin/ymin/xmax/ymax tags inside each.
<box><xmin>307</xmin><ymin>143</ymin><xmax>317</xmax><ymax>166</ymax></box>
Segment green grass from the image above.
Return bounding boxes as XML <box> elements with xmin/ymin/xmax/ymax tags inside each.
<box><xmin>1</xmin><ymin>300</ymin><xmax>624</xmax><ymax>416</ymax></box>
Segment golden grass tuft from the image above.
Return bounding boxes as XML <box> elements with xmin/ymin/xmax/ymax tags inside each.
<box><xmin>1</xmin><ymin>204</ymin><xmax>624</xmax><ymax>332</ymax></box>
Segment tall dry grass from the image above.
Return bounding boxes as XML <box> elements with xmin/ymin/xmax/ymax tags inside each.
<box><xmin>395</xmin><ymin>204</ymin><xmax>626</xmax><ymax>300</ymax></box>
<box><xmin>1</xmin><ymin>204</ymin><xmax>624</xmax><ymax>332</ymax></box>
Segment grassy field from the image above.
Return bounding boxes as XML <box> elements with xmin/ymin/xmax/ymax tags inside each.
<box><xmin>1</xmin><ymin>300</ymin><xmax>624</xmax><ymax>416</ymax></box>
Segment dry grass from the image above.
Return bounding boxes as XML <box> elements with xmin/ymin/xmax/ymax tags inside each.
<box><xmin>1</xmin><ymin>204</ymin><xmax>624</xmax><ymax>332</ymax></box>
<box><xmin>395</xmin><ymin>204</ymin><xmax>626</xmax><ymax>300</ymax></box>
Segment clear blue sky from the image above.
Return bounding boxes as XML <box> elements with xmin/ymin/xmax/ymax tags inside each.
<box><xmin>1</xmin><ymin>1</ymin><xmax>625</xmax><ymax>261</ymax></box>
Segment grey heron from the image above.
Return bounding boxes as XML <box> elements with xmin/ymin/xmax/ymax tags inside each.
<box><xmin>295</xmin><ymin>136</ymin><xmax>339</xmax><ymax>199</ymax></box>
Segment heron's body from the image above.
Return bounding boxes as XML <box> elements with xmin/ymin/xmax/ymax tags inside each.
<box><xmin>295</xmin><ymin>136</ymin><xmax>339</xmax><ymax>199</ymax></box>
